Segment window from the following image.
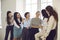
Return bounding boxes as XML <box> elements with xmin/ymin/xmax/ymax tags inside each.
<box><xmin>25</xmin><ymin>0</ymin><xmax>52</xmax><ymax>18</ymax></box>
<box><xmin>41</xmin><ymin>0</ymin><xmax>53</xmax><ymax>10</ymax></box>
<box><xmin>25</xmin><ymin>0</ymin><xmax>37</xmax><ymax>18</ymax></box>
<box><xmin>40</xmin><ymin>0</ymin><xmax>53</xmax><ymax>19</ymax></box>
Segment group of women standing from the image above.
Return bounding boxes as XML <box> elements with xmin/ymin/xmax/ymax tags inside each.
<box><xmin>4</xmin><ymin>5</ymin><xmax>58</xmax><ymax>40</ymax></box>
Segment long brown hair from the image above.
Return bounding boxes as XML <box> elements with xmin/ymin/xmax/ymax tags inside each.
<box><xmin>14</xmin><ymin>12</ymin><xmax>22</xmax><ymax>26</ymax></box>
<box><xmin>46</xmin><ymin>6</ymin><xmax>58</xmax><ymax>23</ymax></box>
<box><xmin>7</xmin><ymin>11</ymin><xmax>12</xmax><ymax>24</ymax></box>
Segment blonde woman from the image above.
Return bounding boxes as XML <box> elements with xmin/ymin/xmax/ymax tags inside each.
<box><xmin>35</xmin><ymin>9</ymin><xmax>49</xmax><ymax>40</ymax></box>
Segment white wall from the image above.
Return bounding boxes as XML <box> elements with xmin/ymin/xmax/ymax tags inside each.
<box><xmin>53</xmin><ymin>0</ymin><xmax>60</xmax><ymax>40</ymax></box>
<box><xmin>1</xmin><ymin>0</ymin><xmax>16</xmax><ymax>40</ymax></box>
<box><xmin>0</xmin><ymin>0</ymin><xmax>1</xmax><ymax>27</ymax></box>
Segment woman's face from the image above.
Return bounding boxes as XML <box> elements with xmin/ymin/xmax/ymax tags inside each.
<box><xmin>8</xmin><ymin>13</ymin><xmax>13</xmax><ymax>17</ymax></box>
<box><xmin>17</xmin><ymin>13</ymin><xmax>20</xmax><ymax>19</ymax></box>
<box><xmin>36</xmin><ymin>12</ymin><xmax>40</xmax><ymax>17</ymax></box>
<box><xmin>46</xmin><ymin>10</ymin><xmax>50</xmax><ymax>16</ymax></box>
<box><xmin>26</xmin><ymin>13</ymin><xmax>30</xmax><ymax>18</ymax></box>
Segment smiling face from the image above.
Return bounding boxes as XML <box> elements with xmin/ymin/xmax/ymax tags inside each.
<box><xmin>36</xmin><ymin>11</ymin><xmax>40</xmax><ymax>17</ymax></box>
<box><xmin>36</xmin><ymin>13</ymin><xmax>40</xmax><ymax>17</ymax></box>
<box><xmin>17</xmin><ymin>13</ymin><xmax>21</xmax><ymax>19</ymax></box>
<box><xmin>8</xmin><ymin>13</ymin><xmax>13</xmax><ymax>18</ymax></box>
<box><xmin>26</xmin><ymin>13</ymin><xmax>30</xmax><ymax>18</ymax></box>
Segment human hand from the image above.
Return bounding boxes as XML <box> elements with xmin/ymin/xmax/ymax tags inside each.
<box><xmin>26</xmin><ymin>27</ymin><xmax>29</xmax><ymax>29</ymax></box>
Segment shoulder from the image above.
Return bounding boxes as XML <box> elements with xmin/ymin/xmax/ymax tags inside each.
<box><xmin>50</xmin><ymin>15</ymin><xmax>54</xmax><ymax>18</ymax></box>
<box><xmin>48</xmin><ymin>15</ymin><xmax>55</xmax><ymax>23</ymax></box>
<box><xmin>44</xmin><ymin>18</ymin><xmax>48</xmax><ymax>21</ymax></box>
<box><xmin>32</xmin><ymin>18</ymin><xmax>35</xmax><ymax>19</ymax></box>
<box><xmin>49</xmin><ymin>15</ymin><xmax>54</xmax><ymax>20</ymax></box>
<box><xmin>39</xmin><ymin>18</ymin><xmax>42</xmax><ymax>21</ymax></box>
<box><xmin>31</xmin><ymin>18</ymin><xmax>35</xmax><ymax>20</ymax></box>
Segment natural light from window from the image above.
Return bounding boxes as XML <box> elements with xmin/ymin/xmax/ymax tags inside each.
<box><xmin>25</xmin><ymin>0</ymin><xmax>37</xmax><ymax>18</ymax></box>
<box><xmin>25</xmin><ymin>0</ymin><xmax>52</xmax><ymax>18</ymax></box>
<box><xmin>41</xmin><ymin>0</ymin><xmax>53</xmax><ymax>10</ymax></box>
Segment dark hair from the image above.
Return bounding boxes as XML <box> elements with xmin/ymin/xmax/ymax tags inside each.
<box><xmin>14</xmin><ymin>12</ymin><xmax>22</xmax><ymax>26</ymax></box>
<box><xmin>24</xmin><ymin>12</ymin><xmax>30</xmax><ymax>18</ymax></box>
<box><xmin>7</xmin><ymin>11</ymin><xmax>12</xmax><ymax>24</ymax></box>
<box><xmin>46</xmin><ymin>6</ymin><xmax>58</xmax><ymax>23</ymax></box>
<box><xmin>41</xmin><ymin>9</ymin><xmax>49</xmax><ymax>19</ymax></box>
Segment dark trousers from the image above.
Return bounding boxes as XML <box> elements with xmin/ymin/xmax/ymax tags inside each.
<box><xmin>22</xmin><ymin>27</ymin><xmax>30</xmax><ymax>40</ymax></box>
<box><xmin>46</xmin><ymin>29</ymin><xmax>56</xmax><ymax>40</ymax></box>
<box><xmin>29</xmin><ymin>28</ymin><xmax>39</xmax><ymax>40</ymax></box>
<box><xmin>5</xmin><ymin>25</ymin><xmax>14</xmax><ymax>40</ymax></box>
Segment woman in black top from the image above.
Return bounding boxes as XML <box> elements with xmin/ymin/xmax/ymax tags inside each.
<box><xmin>5</xmin><ymin>11</ymin><xmax>14</xmax><ymax>40</ymax></box>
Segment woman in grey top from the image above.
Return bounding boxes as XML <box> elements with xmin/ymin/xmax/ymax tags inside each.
<box><xmin>30</xmin><ymin>11</ymin><xmax>42</xmax><ymax>40</ymax></box>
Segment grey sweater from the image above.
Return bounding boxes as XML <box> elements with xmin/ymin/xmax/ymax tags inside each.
<box><xmin>30</xmin><ymin>18</ymin><xmax>42</xmax><ymax>28</ymax></box>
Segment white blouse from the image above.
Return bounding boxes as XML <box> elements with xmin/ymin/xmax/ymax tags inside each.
<box><xmin>47</xmin><ymin>16</ymin><xmax>57</xmax><ymax>35</ymax></box>
<box><xmin>14</xmin><ymin>20</ymin><xmax>20</xmax><ymax>28</ymax></box>
<box><xmin>14</xmin><ymin>20</ymin><xmax>23</xmax><ymax>28</ymax></box>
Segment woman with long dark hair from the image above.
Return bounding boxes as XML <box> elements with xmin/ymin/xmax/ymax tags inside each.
<box><xmin>45</xmin><ymin>6</ymin><xmax>58</xmax><ymax>40</ymax></box>
<box><xmin>5</xmin><ymin>11</ymin><xmax>14</xmax><ymax>40</ymax></box>
<box><xmin>13</xmin><ymin>12</ymin><xmax>23</xmax><ymax>40</ymax></box>
<box><xmin>41</xmin><ymin>9</ymin><xmax>49</xmax><ymax>20</ymax></box>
